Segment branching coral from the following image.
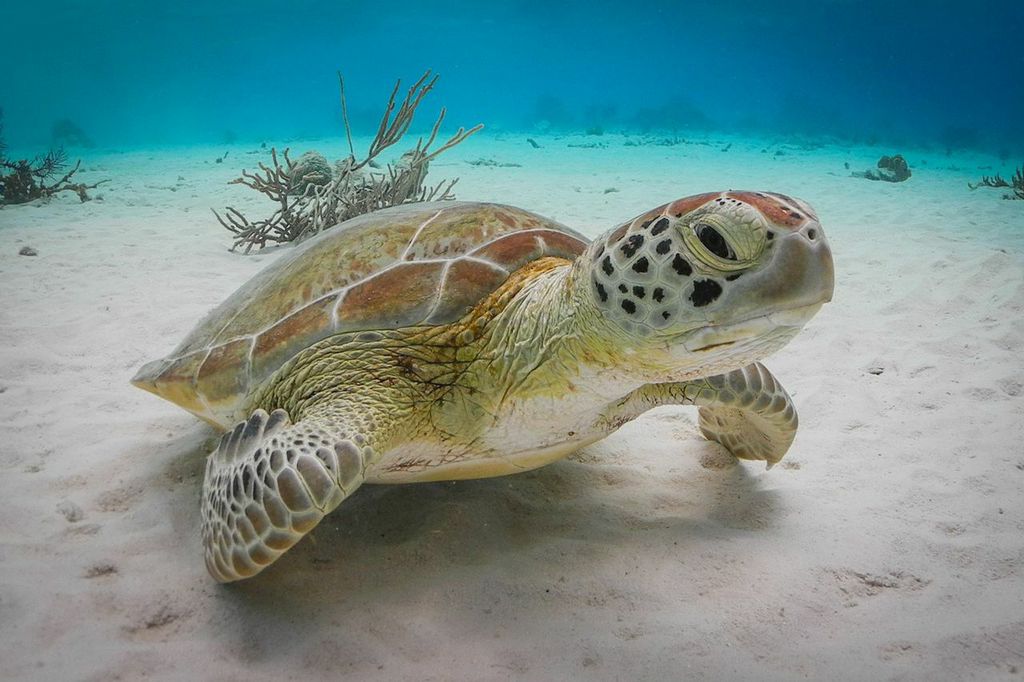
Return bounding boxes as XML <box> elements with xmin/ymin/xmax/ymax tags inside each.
<box><xmin>968</xmin><ymin>165</ymin><xmax>1024</xmax><ymax>200</ymax></box>
<box><xmin>214</xmin><ymin>71</ymin><xmax>483</xmax><ymax>253</ymax></box>
<box><xmin>967</xmin><ymin>174</ymin><xmax>1010</xmax><ymax>189</ymax></box>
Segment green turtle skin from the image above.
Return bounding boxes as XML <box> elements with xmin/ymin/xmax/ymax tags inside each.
<box><xmin>133</xmin><ymin>193</ymin><xmax>834</xmax><ymax>582</ymax></box>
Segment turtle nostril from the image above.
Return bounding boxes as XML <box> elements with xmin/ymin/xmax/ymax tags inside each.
<box><xmin>806</xmin><ymin>228</ymin><xmax>818</xmax><ymax>241</ymax></box>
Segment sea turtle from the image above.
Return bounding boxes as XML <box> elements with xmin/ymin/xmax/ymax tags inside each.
<box><xmin>133</xmin><ymin>193</ymin><xmax>834</xmax><ymax>582</ymax></box>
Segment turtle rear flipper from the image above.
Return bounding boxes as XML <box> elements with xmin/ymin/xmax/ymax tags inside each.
<box><xmin>201</xmin><ymin>408</ymin><xmax>373</xmax><ymax>582</ymax></box>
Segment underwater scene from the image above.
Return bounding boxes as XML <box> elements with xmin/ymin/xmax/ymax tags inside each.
<box><xmin>1</xmin><ymin>1</ymin><xmax>1023</xmax><ymax>680</ymax></box>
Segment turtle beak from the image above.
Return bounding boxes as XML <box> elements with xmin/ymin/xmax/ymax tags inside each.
<box><xmin>796</xmin><ymin>219</ymin><xmax>834</xmax><ymax>306</ymax></box>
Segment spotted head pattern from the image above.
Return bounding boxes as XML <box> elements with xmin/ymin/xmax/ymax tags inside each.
<box><xmin>586</xmin><ymin>190</ymin><xmax>824</xmax><ymax>334</ymax></box>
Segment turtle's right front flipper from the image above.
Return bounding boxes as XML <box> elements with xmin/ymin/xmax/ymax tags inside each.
<box><xmin>600</xmin><ymin>362</ymin><xmax>798</xmax><ymax>467</ymax></box>
<box><xmin>201</xmin><ymin>408</ymin><xmax>377</xmax><ymax>583</ymax></box>
<box><xmin>691</xmin><ymin>362</ymin><xmax>798</xmax><ymax>466</ymax></box>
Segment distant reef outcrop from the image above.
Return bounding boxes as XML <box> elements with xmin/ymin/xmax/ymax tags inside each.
<box><xmin>852</xmin><ymin>154</ymin><xmax>912</xmax><ymax>183</ymax></box>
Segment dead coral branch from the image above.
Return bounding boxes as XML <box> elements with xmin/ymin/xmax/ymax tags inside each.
<box><xmin>213</xmin><ymin>147</ymin><xmax>308</xmax><ymax>250</ymax></box>
<box><xmin>216</xmin><ymin>71</ymin><xmax>482</xmax><ymax>253</ymax></box>
<box><xmin>352</xmin><ymin>70</ymin><xmax>438</xmax><ymax>171</ymax></box>
<box><xmin>1</xmin><ymin>153</ymin><xmax>107</xmax><ymax>205</ymax></box>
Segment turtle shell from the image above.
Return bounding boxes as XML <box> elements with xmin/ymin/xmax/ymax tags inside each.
<box><xmin>133</xmin><ymin>201</ymin><xmax>589</xmax><ymax>426</ymax></box>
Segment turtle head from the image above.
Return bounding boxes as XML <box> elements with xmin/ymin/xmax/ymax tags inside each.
<box><xmin>582</xmin><ymin>191</ymin><xmax>834</xmax><ymax>377</ymax></box>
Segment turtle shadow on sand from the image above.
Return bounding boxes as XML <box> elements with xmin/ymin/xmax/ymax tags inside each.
<box><xmin>233</xmin><ymin>445</ymin><xmax>782</xmax><ymax>593</ymax></box>
<box><xmin>147</xmin><ymin>416</ymin><xmax>786</xmax><ymax>666</ymax></box>
<box><xmin>162</xmin><ymin>430</ymin><xmax>779</xmax><ymax>625</ymax></box>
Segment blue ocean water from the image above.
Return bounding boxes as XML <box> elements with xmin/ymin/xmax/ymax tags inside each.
<box><xmin>2</xmin><ymin>1</ymin><xmax>1022</xmax><ymax>155</ymax></box>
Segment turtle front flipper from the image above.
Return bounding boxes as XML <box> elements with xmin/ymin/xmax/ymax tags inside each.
<box><xmin>691</xmin><ymin>363</ymin><xmax>798</xmax><ymax>466</ymax></box>
<box><xmin>201</xmin><ymin>408</ymin><xmax>377</xmax><ymax>583</ymax></box>
<box><xmin>601</xmin><ymin>362</ymin><xmax>798</xmax><ymax>466</ymax></box>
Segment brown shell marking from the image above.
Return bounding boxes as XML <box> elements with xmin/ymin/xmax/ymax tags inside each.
<box><xmin>467</xmin><ymin>228</ymin><xmax>583</xmax><ymax>272</ymax></box>
<box><xmin>335</xmin><ymin>261</ymin><xmax>446</xmax><ymax>330</ymax></box>
<box><xmin>196</xmin><ymin>337</ymin><xmax>253</xmax><ymax>411</ymax></box>
<box><xmin>216</xmin><ymin>210</ymin><xmax>429</xmax><ymax>344</ymax></box>
<box><xmin>427</xmin><ymin>259</ymin><xmax>510</xmax><ymax>324</ymax></box>
<box><xmin>250</xmin><ymin>294</ymin><xmax>339</xmax><ymax>384</ymax></box>
<box><xmin>134</xmin><ymin>202</ymin><xmax>589</xmax><ymax>425</ymax></box>
<box><xmin>469</xmin><ymin>231</ymin><xmax>543</xmax><ymax>268</ymax></box>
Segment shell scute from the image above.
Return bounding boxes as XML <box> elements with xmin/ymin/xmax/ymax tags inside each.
<box><xmin>251</xmin><ymin>294</ymin><xmax>339</xmax><ymax>382</ymax></box>
<box><xmin>469</xmin><ymin>232</ymin><xmax>544</xmax><ymax>270</ymax></box>
<box><xmin>197</xmin><ymin>337</ymin><xmax>252</xmax><ymax>410</ymax></box>
<box><xmin>469</xmin><ymin>228</ymin><xmax>586</xmax><ymax>273</ymax></box>
<box><xmin>427</xmin><ymin>259</ymin><xmax>510</xmax><ymax>324</ymax></box>
<box><xmin>335</xmin><ymin>261</ymin><xmax>446</xmax><ymax>330</ymax></box>
<box><xmin>401</xmin><ymin>204</ymin><xmax>513</xmax><ymax>262</ymax></box>
<box><xmin>537</xmin><ymin>229</ymin><xmax>591</xmax><ymax>257</ymax></box>
<box><xmin>142</xmin><ymin>350</ymin><xmax>207</xmax><ymax>419</ymax></box>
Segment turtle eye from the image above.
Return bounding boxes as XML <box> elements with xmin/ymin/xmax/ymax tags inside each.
<box><xmin>682</xmin><ymin>216</ymin><xmax>758</xmax><ymax>272</ymax></box>
<box><xmin>695</xmin><ymin>223</ymin><xmax>736</xmax><ymax>261</ymax></box>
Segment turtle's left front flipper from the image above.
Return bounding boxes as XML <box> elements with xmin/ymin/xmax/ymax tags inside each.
<box><xmin>602</xmin><ymin>362</ymin><xmax>798</xmax><ymax>466</ymax></box>
<box><xmin>201</xmin><ymin>407</ymin><xmax>381</xmax><ymax>583</ymax></box>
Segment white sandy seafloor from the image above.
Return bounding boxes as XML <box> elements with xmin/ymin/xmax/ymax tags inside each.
<box><xmin>1</xmin><ymin>130</ymin><xmax>1022</xmax><ymax>681</ymax></box>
